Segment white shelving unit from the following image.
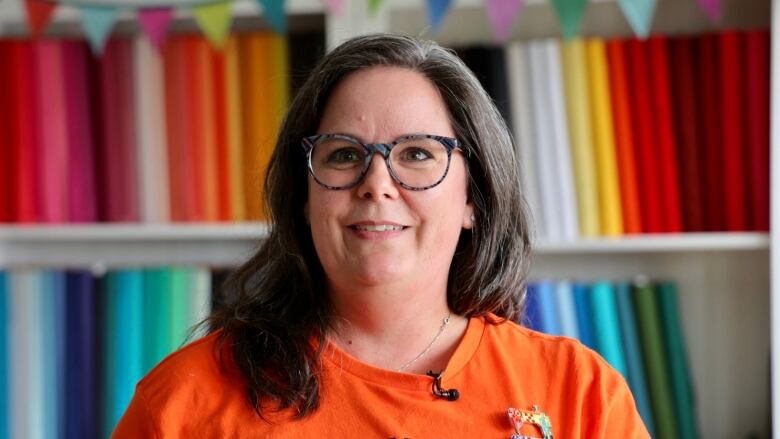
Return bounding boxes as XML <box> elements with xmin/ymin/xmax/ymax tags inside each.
<box><xmin>0</xmin><ymin>0</ymin><xmax>775</xmax><ymax>436</ymax></box>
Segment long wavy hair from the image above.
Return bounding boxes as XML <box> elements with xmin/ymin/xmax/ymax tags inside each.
<box><xmin>207</xmin><ymin>33</ymin><xmax>532</xmax><ymax>419</ymax></box>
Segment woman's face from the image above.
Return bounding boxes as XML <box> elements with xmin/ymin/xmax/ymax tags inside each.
<box><xmin>305</xmin><ymin>66</ymin><xmax>474</xmax><ymax>293</ymax></box>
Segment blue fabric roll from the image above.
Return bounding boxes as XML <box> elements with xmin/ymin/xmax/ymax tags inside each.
<box><xmin>573</xmin><ymin>283</ymin><xmax>596</xmax><ymax>350</ymax></box>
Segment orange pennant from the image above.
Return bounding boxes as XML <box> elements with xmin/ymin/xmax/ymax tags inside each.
<box><xmin>25</xmin><ymin>0</ymin><xmax>57</xmax><ymax>36</ymax></box>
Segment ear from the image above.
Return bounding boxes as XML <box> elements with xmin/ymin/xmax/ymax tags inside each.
<box><xmin>462</xmin><ymin>202</ymin><xmax>475</xmax><ymax>230</ymax></box>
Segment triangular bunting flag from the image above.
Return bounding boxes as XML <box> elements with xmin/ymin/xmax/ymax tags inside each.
<box><xmin>258</xmin><ymin>0</ymin><xmax>287</xmax><ymax>33</ymax></box>
<box><xmin>697</xmin><ymin>0</ymin><xmax>720</xmax><ymax>23</ymax></box>
<box><xmin>485</xmin><ymin>0</ymin><xmax>524</xmax><ymax>42</ymax></box>
<box><xmin>426</xmin><ymin>0</ymin><xmax>452</xmax><ymax>30</ymax></box>
<box><xmin>550</xmin><ymin>0</ymin><xmax>588</xmax><ymax>39</ymax></box>
<box><xmin>193</xmin><ymin>0</ymin><xmax>232</xmax><ymax>48</ymax></box>
<box><xmin>24</xmin><ymin>0</ymin><xmax>57</xmax><ymax>36</ymax></box>
<box><xmin>369</xmin><ymin>0</ymin><xmax>383</xmax><ymax>16</ymax></box>
<box><xmin>79</xmin><ymin>5</ymin><xmax>119</xmax><ymax>54</ymax></box>
<box><xmin>321</xmin><ymin>0</ymin><xmax>344</xmax><ymax>16</ymax></box>
<box><xmin>617</xmin><ymin>0</ymin><xmax>657</xmax><ymax>38</ymax></box>
<box><xmin>138</xmin><ymin>8</ymin><xmax>174</xmax><ymax>52</ymax></box>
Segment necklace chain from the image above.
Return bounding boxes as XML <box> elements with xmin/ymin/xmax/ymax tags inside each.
<box><xmin>396</xmin><ymin>313</ymin><xmax>452</xmax><ymax>372</ymax></box>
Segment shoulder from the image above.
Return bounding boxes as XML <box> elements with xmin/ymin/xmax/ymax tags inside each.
<box><xmin>480</xmin><ymin>314</ymin><xmax>624</xmax><ymax>386</ymax></box>
<box><xmin>134</xmin><ymin>330</ymin><xmax>246</xmax><ymax>416</ymax></box>
<box><xmin>483</xmin><ymin>317</ymin><xmax>648</xmax><ymax>438</ymax></box>
<box><xmin>112</xmin><ymin>331</ymin><xmax>253</xmax><ymax>437</ymax></box>
<box><xmin>475</xmin><ymin>316</ymin><xmax>649</xmax><ymax>436</ymax></box>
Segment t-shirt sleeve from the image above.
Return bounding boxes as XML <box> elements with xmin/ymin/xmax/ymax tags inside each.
<box><xmin>111</xmin><ymin>388</ymin><xmax>159</xmax><ymax>439</ymax></box>
<box><xmin>596</xmin><ymin>371</ymin><xmax>652</xmax><ymax>438</ymax></box>
<box><xmin>567</xmin><ymin>340</ymin><xmax>651</xmax><ymax>438</ymax></box>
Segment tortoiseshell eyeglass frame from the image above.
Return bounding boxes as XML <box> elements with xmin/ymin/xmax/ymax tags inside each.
<box><xmin>301</xmin><ymin>133</ymin><xmax>464</xmax><ymax>191</ymax></box>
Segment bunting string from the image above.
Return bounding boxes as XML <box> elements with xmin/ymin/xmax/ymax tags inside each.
<box><xmin>19</xmin><ymin>0</ymin><xmax>719</xmax><ymax>55</ymax></box>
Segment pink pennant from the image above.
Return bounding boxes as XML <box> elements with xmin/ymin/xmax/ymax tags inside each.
<box><xmin>138</xmin><ymin>8</ymin><xmax>173</xmax><ymax>51</ymax></box>
<box><xmin>697</xmin><ymin>0</ymin><xmax>720</xmax><ymax>23</ymax></box>
<box><xmin>485</xmin><ymin>0</ymin><xmax>524</xmax><ymax>42</ymax></box>
<box><xmin>321</xmin><ymin>0</ymin><xmax>345</xmax><ymax>16</ymax></box>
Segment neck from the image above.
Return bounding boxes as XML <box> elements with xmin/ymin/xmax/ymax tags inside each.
<box><xmin>328</xmin><ymin>281</ymin><xmax>468</xmax><ymax>374</ymax></box>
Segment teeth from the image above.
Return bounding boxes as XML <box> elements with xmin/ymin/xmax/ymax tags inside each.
<box><xmin>354</xmin><ymin>224</ymin><xmax>404</xmax><ymax>232</ymax></box>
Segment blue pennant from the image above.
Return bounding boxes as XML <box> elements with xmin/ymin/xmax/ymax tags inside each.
<box><xmin>79</xmin><ymin>5</ymin><xmax>119</xmax><ymax>54</ymax></box>
<box><xmin>618</xmin><ymin>0</ymin><xmax>657</xmax><ymax>39</ymax></box>
<box><xmin>426</xmin><ymin>0</ymin><xmax>451</xmax><ymax>31</ymax></box>
<box><xmin>258</xmin><ymin>0</ymin><xmax>287</xmax><ymax>34</ymax></box>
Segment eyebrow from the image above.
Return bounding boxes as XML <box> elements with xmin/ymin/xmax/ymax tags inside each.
<box><xmin>315</xmin><ymin>132</ymin><xmax>432</xmax><ymax>143</ymax></box>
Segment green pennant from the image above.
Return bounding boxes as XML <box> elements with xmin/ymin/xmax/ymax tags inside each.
<box><xmin>369</xmin><ymin>0</ymin><xmax>383</xmax><ymax>16</ymax></box>
<box><xmin>550</xmin><ymin>0</ymin><xmax>588</xmax><ymax>39</ymax></box>
<box><xmin>193</xmin><ymin>0</ymin><xmax>232</xmax><ymax>48</ymax></box>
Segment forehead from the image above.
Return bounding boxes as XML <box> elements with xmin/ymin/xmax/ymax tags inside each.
<box><xmin>317</xmin><ymin>66</ymin><xmax>455</xmax><ymax>141</ymax></box>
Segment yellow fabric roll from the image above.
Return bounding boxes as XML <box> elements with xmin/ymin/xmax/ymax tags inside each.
<box><xmin>561</xmin><ymin>38</ymin><xmax>601</xmax><ymax>237</ymax></box>
<box><xmin>586</xmin><ymin>38</ymin><xmax>624</xmax><ymax>236</ymax></box>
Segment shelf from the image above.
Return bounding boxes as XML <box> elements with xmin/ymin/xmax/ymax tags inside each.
<box><xmin>535</xmin><ymin>232</ymin><xmax>770</xmax><ymax>253</ymax></box>
<box><xmin>0</xmin><ymin>225</ymin><xmax>769</xmax><ymax>269</ymax></box>
<box><xmin>0</xmin><ymin>223</ymin><xmax>269</xmax><ymax>270</ymax></box>
<box><xmin>0</xmin><ymin>223</ymin><xmax>269</xmax><ymax>241</ymax></box>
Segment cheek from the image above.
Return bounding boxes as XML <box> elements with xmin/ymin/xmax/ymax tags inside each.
<box><xmin>415</xmin><ymin>181</ymin><xmax>469</xmax><ymax>250</ymax></box>
<box><xmin>307</xmin><ymin>184</ymin><xmax>340</xmax><ymax>254</ymax></box>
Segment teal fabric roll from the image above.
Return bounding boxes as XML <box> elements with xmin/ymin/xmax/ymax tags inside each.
<box><xmin>590</xmin><ymin>281</ymin><xmax>628</xmax><ymax>378</ymax></box>
<box><xmin>657</xmin><ymin>281</ymin><xmax>699</xmax><ymax>439</ymax></box>
<box><xmin>115</xmin><ymin>270</ymin><xmax>144</xmax><ymax>428</ymax></box>
<box><xmin>0</xmin><ymin>272</ymin><xmax>8</xmax><ymax>439</ymax></box>
<box><xmin>40</xmin><ymin>271</ymin><xmax>67</xmax><ymax>439</ymax></box>
<box><xmin>103</xmin><ymin>270</ymin><xmax>145</xmax><ymax>436</ymax></box>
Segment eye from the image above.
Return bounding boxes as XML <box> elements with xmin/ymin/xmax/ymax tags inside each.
<box><xmin>327</xmin><ymin>147</ymin><xmax>364</xmax><ymax>164</ymax></box>
<box><xmin>399</xmin><ymin>147</ymin><xmax>433</xmax><ymax>162</ymax></box>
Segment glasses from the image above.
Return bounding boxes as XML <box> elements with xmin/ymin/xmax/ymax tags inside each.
<box><xmin>302</xmin><ymin>134</ymin><xmax>463</xmax><ymax>191</ymax></box>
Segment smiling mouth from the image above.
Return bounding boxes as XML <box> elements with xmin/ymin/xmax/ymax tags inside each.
<box><xmin>350</xmin><ymin>224</ymin><xmax>407</xmax><ymax>232</ymax></box>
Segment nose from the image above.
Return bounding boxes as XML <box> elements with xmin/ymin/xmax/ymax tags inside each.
<box><xmin>356</xmin><ymin>153</ymin><xmax>400</xmax><ymax>200</ymax></box>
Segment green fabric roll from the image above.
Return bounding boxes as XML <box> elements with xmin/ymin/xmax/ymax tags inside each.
<box><xmin>169</xmin><ymin>268</ymin><xmax>193</xmax><ymax>352</ymax></box>
<box><xmin>143</xmin><ymin>268</ymin><xmax>173</xmax><ymax>373</ymax></box>
<box><xmin>632</xmin><ymin>281</ymin><xmax>679</xmax><ymax>439</ymax></box>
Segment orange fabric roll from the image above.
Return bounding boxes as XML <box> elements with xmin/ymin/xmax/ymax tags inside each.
<box><xmin>605</xmin><ymin>39</ymin><xmax>642</xmax><ymax>234</ymax></box>
<box><xmin>238</xmin><ymin>32</ymin><xmax>289</xmax><ymax>221</ymax></box>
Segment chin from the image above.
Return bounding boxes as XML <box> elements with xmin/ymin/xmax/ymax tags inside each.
<box><xmin>353</xmin><ymin>270</ymin><xmax>402</xmax><ymax>286</ymax></box>
<box><xmin>349</xmin><ymin>262</ymin><xmax>407</xmax><ymax>286</ymax></box>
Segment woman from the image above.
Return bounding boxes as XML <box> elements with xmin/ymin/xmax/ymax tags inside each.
<box><xmin>113</xmin><ymin>34</ymin><xmax>649</xmax><ymax>438</ymax></box>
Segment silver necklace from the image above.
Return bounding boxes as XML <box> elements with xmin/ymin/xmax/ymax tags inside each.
<box><xmin>396</xmin><ymin>313</ymin><xmax>452</xmax><ymax>372</ymax></box>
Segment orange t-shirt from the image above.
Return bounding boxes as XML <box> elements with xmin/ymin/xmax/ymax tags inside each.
<box><xmin>113</xmin><ymin>314</ymin><xmax>650</xmax><ymax>438</ymax></box>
